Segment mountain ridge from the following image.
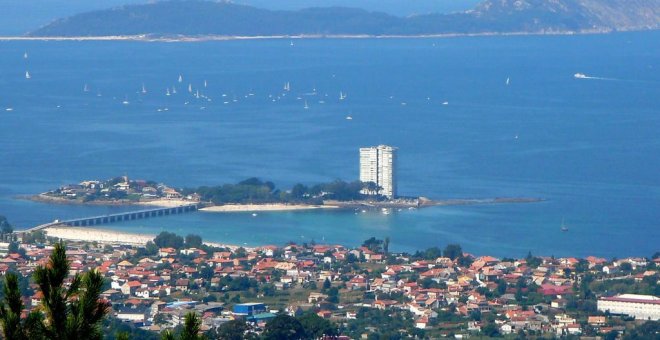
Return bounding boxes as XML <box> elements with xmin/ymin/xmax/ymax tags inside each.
<box><xmin>28</xmin><ymin>0</ymin><xmax>660</xmax><ymax>37</ymax></box>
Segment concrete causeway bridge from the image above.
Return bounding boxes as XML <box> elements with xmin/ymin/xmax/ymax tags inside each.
<box><xmin>21</xmin><ymin>203</ymin><xmax>201</xmax><ymax>234</ymax></box>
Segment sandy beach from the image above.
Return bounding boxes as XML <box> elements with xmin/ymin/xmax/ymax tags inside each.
<box><xmin>200</xmin><ymin>203</ymin><xmax>338</xmax><ymax>213</ymax></box>
<box><xmin>45</xmin><ymin>227</ymin><xmax>155</xmax><ymax>246</ymax></box>
<box><xmin>44</xmin><ymin>226</ymin><xmax>244</xmax><ymax>250</ymax></box>
<box><xmin>136</xmin><ymin>199</ymin><xmax>196</xmax><ymax>207</ymax></box>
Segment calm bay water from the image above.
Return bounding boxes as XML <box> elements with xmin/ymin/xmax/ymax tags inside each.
<box><xmin>0</xmin><ymin>32</ymin><xmax>658</xmax><ymax>258</ymax></box>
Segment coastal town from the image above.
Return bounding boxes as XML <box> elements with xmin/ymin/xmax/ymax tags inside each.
<box><xmin>1</xmin><ymin>218</ymin><xmax>658</xmax><ymax>339</ymax></box>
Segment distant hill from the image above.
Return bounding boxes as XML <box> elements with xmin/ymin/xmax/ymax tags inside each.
<box><xmin>28</xmin><ymin>0</ymin><xmax>660</xmax><ymax>37</ymax></box>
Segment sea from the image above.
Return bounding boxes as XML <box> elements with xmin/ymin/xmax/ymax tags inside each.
<box><xmin>0</xmin><ymin>32</ymin><xmax>658</xmax><ymax>258</ymax></box>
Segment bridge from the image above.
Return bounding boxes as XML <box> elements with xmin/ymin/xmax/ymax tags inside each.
<box><xmin>21</xmin><ymin>203</ymin><xmax>201</xmax><ymax>234</ymax></box>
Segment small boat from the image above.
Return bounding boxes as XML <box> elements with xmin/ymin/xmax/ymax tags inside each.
<box><xmin>506</xmin><ymin>77</ymin><xmax>511</xmax><ymax>85</ymax></box>
<box><xmin>339</xmin><ymin>91</ymin><xmax>346</xmax><ymax>100</ymax></box>
<box><xmin>23</xmin><ymin>52</ymin><xmax>28</xmax><ymax>59</ymax></box>
<box><xmin>574</xmin><ymin>73</ymin><xmax>588</xmax><ymax>79</ymax></box>
<box><xmin>252</xmin><ymin>213</ymin><xmax>258</xmax><ymax>217</ymax></box>
<box><xmin>283</xmin><ymin>82</ymin><xmax>290</xmax><ymax>92</ymax></box>
<box><xmin>172</xmin><ymin>86</ymin><xmax>177</xmax><ymax>94</ymax></box>
<box><xmin>5</xmin><ymin>107</ymin><xmax>13</xmax><ymax>111</ymax></box>
<box><xmin>381</xmin><ymin>208</ymin><xmax>391</xmax><ymax>215</ymax></box>
<box><xmin>141</xmin><ymin>84</ymin><xmax>147</xmax><ymax>94</ymax></box>
<box><xmin>25</xmin><ymin>71</ymin><xmax>30</xmax><ymax>79</ymax></box>
<box><xmin>204</xmin><ymin>80</ymin><xmax>208</xmax><ymax>88</ymax></box>
<box><xmin>178</xmin><ymin>75</ymin><xmax>183</xmax><ymax>83</ymax></box>
<box><xmin>122</xmin><ymin>99</ymin><xmax>130</xmax><ymax>105</ymax></box>
<box><xmin>345</xmin><ymin>116</ymin><xmax>353</xmax><ymax>120</ymax></box>
<box><xmin>188</xmin><ymin>84</ymin><xmax>192</xmax><ymax>93</ymax></box>
<box><xmin>166</xmin><ymin>88</ymin><xmax>171</xmax><ymax>96</ymax></box>
<box><xmin>290</xmin><ymin>41</ymin><xmax>294</xmax><ymax>46</ymax></box>
<box><xmin>442</xmin><ymin>101</ymin><xmax>449</xmax><ymax>105</ymax></box>
<box><xmin>304</xmin><ymin>100</ymin><xmax>309</xmax><ymax>109</ymax></box>
<box><xmin>560</xmin><ymin>218</ymin><xmax>568</xmax><ymax>232</ymax></box>
<box><xmin>83</xmin><ymin>84</ymin><xmax>90</xmax><ymax>92</ymax></box>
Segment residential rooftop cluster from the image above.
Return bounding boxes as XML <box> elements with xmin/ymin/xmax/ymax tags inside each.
<box><xmin>1</xmin><ymin>230</ymin><xmax>659</xmax><ymax>339</ymax></box>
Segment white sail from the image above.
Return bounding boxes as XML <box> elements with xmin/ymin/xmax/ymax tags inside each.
<box><xmin>178</xmin><ymin>75</ymin><xmax>183</xmax><ymax>83</ymax></box>
<box><xmin>25</xmin><ymin>71</ymin><xmax>30</xmax><ymax>79</ymax></box>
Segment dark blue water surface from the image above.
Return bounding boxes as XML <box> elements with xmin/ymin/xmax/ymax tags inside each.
<box><xmin>0</xmin><ymin>32</ymin><xmax>658</xmax><ymax>258</ymax></box>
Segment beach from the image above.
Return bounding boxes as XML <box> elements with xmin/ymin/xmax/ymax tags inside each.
<box><xmin>44</xmin><ymin>226</ymin><xmax>155</xmax><ymax>245</ymax></box>
<box><xmin>200</xmin><ymin>203</ymin><xmax>338</xmax><ymax>213</ymax></box>
<box><xmin>43</xmin><ymin>226</ymin><xmax>243</xmax><ymax>250</ymax></box>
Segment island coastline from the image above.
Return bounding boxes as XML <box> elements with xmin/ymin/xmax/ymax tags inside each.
<box><xmin>0</xmin><ymin>28</ymin><xmax>632</xmax><ymax>43</ymax></box>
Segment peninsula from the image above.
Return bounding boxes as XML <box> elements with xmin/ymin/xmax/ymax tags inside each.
<box><xmin>27</xmin><ymin>0</ymin><xmax>660</xmax><ymax>38</ymax></box>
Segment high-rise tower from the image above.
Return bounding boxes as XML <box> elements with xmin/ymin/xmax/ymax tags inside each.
<box><xmin>359</xmin><ymin>145</ymin><xmax>397</xmax><ymax>198</ymax></box>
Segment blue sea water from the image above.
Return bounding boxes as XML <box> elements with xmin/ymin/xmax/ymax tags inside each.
<box><xmin>0</xmin><ymin>32</ymin><xmax>658</xmax><ymax>258</ymax></box>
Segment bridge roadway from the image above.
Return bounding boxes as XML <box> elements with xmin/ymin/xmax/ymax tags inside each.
<box><xmin>21</xmin><ymin>203</ymin><xmax>200</xmax><ymax>234</ymax></box>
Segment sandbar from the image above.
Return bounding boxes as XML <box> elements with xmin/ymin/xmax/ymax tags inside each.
<box><xmin>200</xmin><ymin>203</ymin><xmax>338</xmax><ymax>213</ymax></box>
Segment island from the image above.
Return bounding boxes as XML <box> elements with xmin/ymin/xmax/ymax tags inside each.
<box><xmin>28</xmin><ymin>175</ymin><xmax>543</xmax><ymax>213</ymax></box>
<box><xmin>26</xmin><ymin>0</ymin><xmax>659</xmax><ymax>39</ymax></box>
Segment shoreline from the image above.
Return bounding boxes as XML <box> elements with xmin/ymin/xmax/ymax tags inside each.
<box><xmin>43</xmin><ymin>226</ymin><xmax>242</xmax><ymax>250</ymax></box>
<box><xmin>23</xmin><ymin>194</ymin><xmax>543</xmax><ymax>210</ymax></box>
<box><xmin>0</xmin><ymin>28</ymin><xmax>649</xmax><ymax>43</ymax></box>
<box><xmin>200</xmin><ymin>203</ymin><xmax>338</xmax><ymax>213</ymax></box>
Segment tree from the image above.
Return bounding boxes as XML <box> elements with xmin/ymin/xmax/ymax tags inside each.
<box><xmin>443</xmin><ymin>244</ymin><xmax>463</xmax><ymax>261</ymax></box>
<box><xmin>214</xmin><ymin>319</ymin><xmax>249</xmax><ymax>340</ymax></box>
<box><xmin>0</xmin><ymin>216</ymin><xmax>13</xmax><ymax>242</ymax></box>
<box><xmin>362</xmin><ymin>237</ymin><xmax>383</xmax><ymax>253</ymax></box>
<box><xmin>383</xmin><ymin>237</ymin><xmax>390</xmax><ymax>255</ymax></box>
<box><xmin>154</xmin><ymin>231</ymin><xmax>184</xmax><ymax>249</ymax></box>
<box><xmin>162</xmin><ymin>312</ymin><xmax>205</xmax><ymax>340</ymax></box>
<box><xmin>185</xmin><ymin>234</ymin><xmax>203</xmax><ymax>248</ymax></box>
<box><xmin>263</xmin><ymin>314</ymin><xmax>305</xmax><ymax>340</ymax></box>
<box><xmin>619</xmin><ymin>262</ymin><xmax>633</xmax><ymax>273</ymax></box>
<box><xmin>32</xmin><ymin>242</ymin><xmax>111</xmax><ymax>340</ymax></box>
<box><xmin>0</xmin><ymin>273</ymin><xmax>44</xmax><ymax>340</ymax></box>
<box><xmin>298</xmin><ymin>313</ymin><xmax>338</xmax><ymax>338</ymax></box>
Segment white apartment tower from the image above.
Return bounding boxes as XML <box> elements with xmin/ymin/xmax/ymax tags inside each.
<box><xmin>359</xmin><ymin>145</ymin><xmax>397</xmax><ymax>198</ymax></box>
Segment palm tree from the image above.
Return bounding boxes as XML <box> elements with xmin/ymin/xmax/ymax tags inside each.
<box><xmin>0</xmin><ymin>273</ymin><xmax>44</xmax><ymax>340</ymax></box>
<box><xmin>32</xmin><ymin>242</ymin><xmax>110</xmax><ymax>340</ymax></box>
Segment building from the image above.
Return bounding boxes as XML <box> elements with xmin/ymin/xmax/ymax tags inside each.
<box><xmin>597</xmin><ymin>294</ymin><xmax>660</xmax><ymax>321</ymax></box>
<box><xmin>359</xmin><ymin>145</ymin><xmax>397</xmax><ymax>198</ymax></box>
<box><xmin>233</xmin><ymin>302</ymin><xmax>267</xmax><ymax>317</ymax></box>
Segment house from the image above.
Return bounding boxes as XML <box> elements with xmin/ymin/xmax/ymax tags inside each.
<box><xmin>308</xmin><ymin>292</ymin><xmax>328</xmax><ymax>304</ymax></box>
<box><xmin>175</xmin><ymin>279</ymin><xmax>190</xmax><ymax>292</ymax></box>
<box><xmin>121</xmin><ymin>281</ymin><xmax>143</xmax><ymax>295</ymax></box>
<box><xmin>410</xmin><ymin>316</ymin><xmax>427</xmax><ymax>329</ymax></box>
<box><xmin>116</xmin><ymin>305</ymin><xmax>149</xmax><ymax>324</ymax></box>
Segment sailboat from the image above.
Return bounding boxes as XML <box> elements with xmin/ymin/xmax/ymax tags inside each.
<box><xmin>83</xmin><ymin>84</ymin><xmax>90</xmax><ymax>92</ymax></box>
<box><xmin>122</xmin><ymin>96</ymin><xmax>130</xmax><ymax>105</ymax></box>
<box><xmin>204</xmin><ymin>80</ymin><xmax>208</xmax><ymax>88</ymax></box>
<box><xmin>560</xmin><ymin>218</ymin><xmax>569</xmax><ymax>232</ymax></box>
<box><xmin>339</xmin><ymin>91</ymin><xmax>346</xmax><ymax>100</ymax></box>
<box><xmin>283</xmin><ymin>82</ymin><xmax>290</xmax><ymax>92</ymax></box>
<box><xmin>178</xmin><ymin>75</ymin><xmax>183</xmax><ymax>83</ymax></box>
<box><xmin>172</xmin><ymin>86</ymin><xmax>177</xmax><ymax>94</ymax></box>
<box><xmin>23</xmin><ymin>52</ymin><xmax>28</xmax><ymax>59</ymax></box>
<box><xmin>141</xmin><ymin>84</ymin><xmax>147</xmax><ymax>94</ymax></box>
<box><xmin>188</xmin><ymin>84</ymin><xmax>192</xmax><ymax>93</ymax></box>
<box><xmin>506</xmin><ymin>77</ymin><xmax>511</xmax><ymax>85</ymax></box>
<box><xmin>25</xmin><ymin>71</ymin><xmax>31</xmax><ymax>79</ymax></box>
<box><xmin>290</xmin><ymin>41</ymin><xmax>294</xmax><ymax>47</ymax></box>
<box><xmin>166</xmin><ymin>88</ymin><xmax>171</xmax><ymax>96</ymax></box>
<box><xmin>304</xmin><ymin>100</ymin><xmax>309</xmax><ymax>109</ymax></box>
